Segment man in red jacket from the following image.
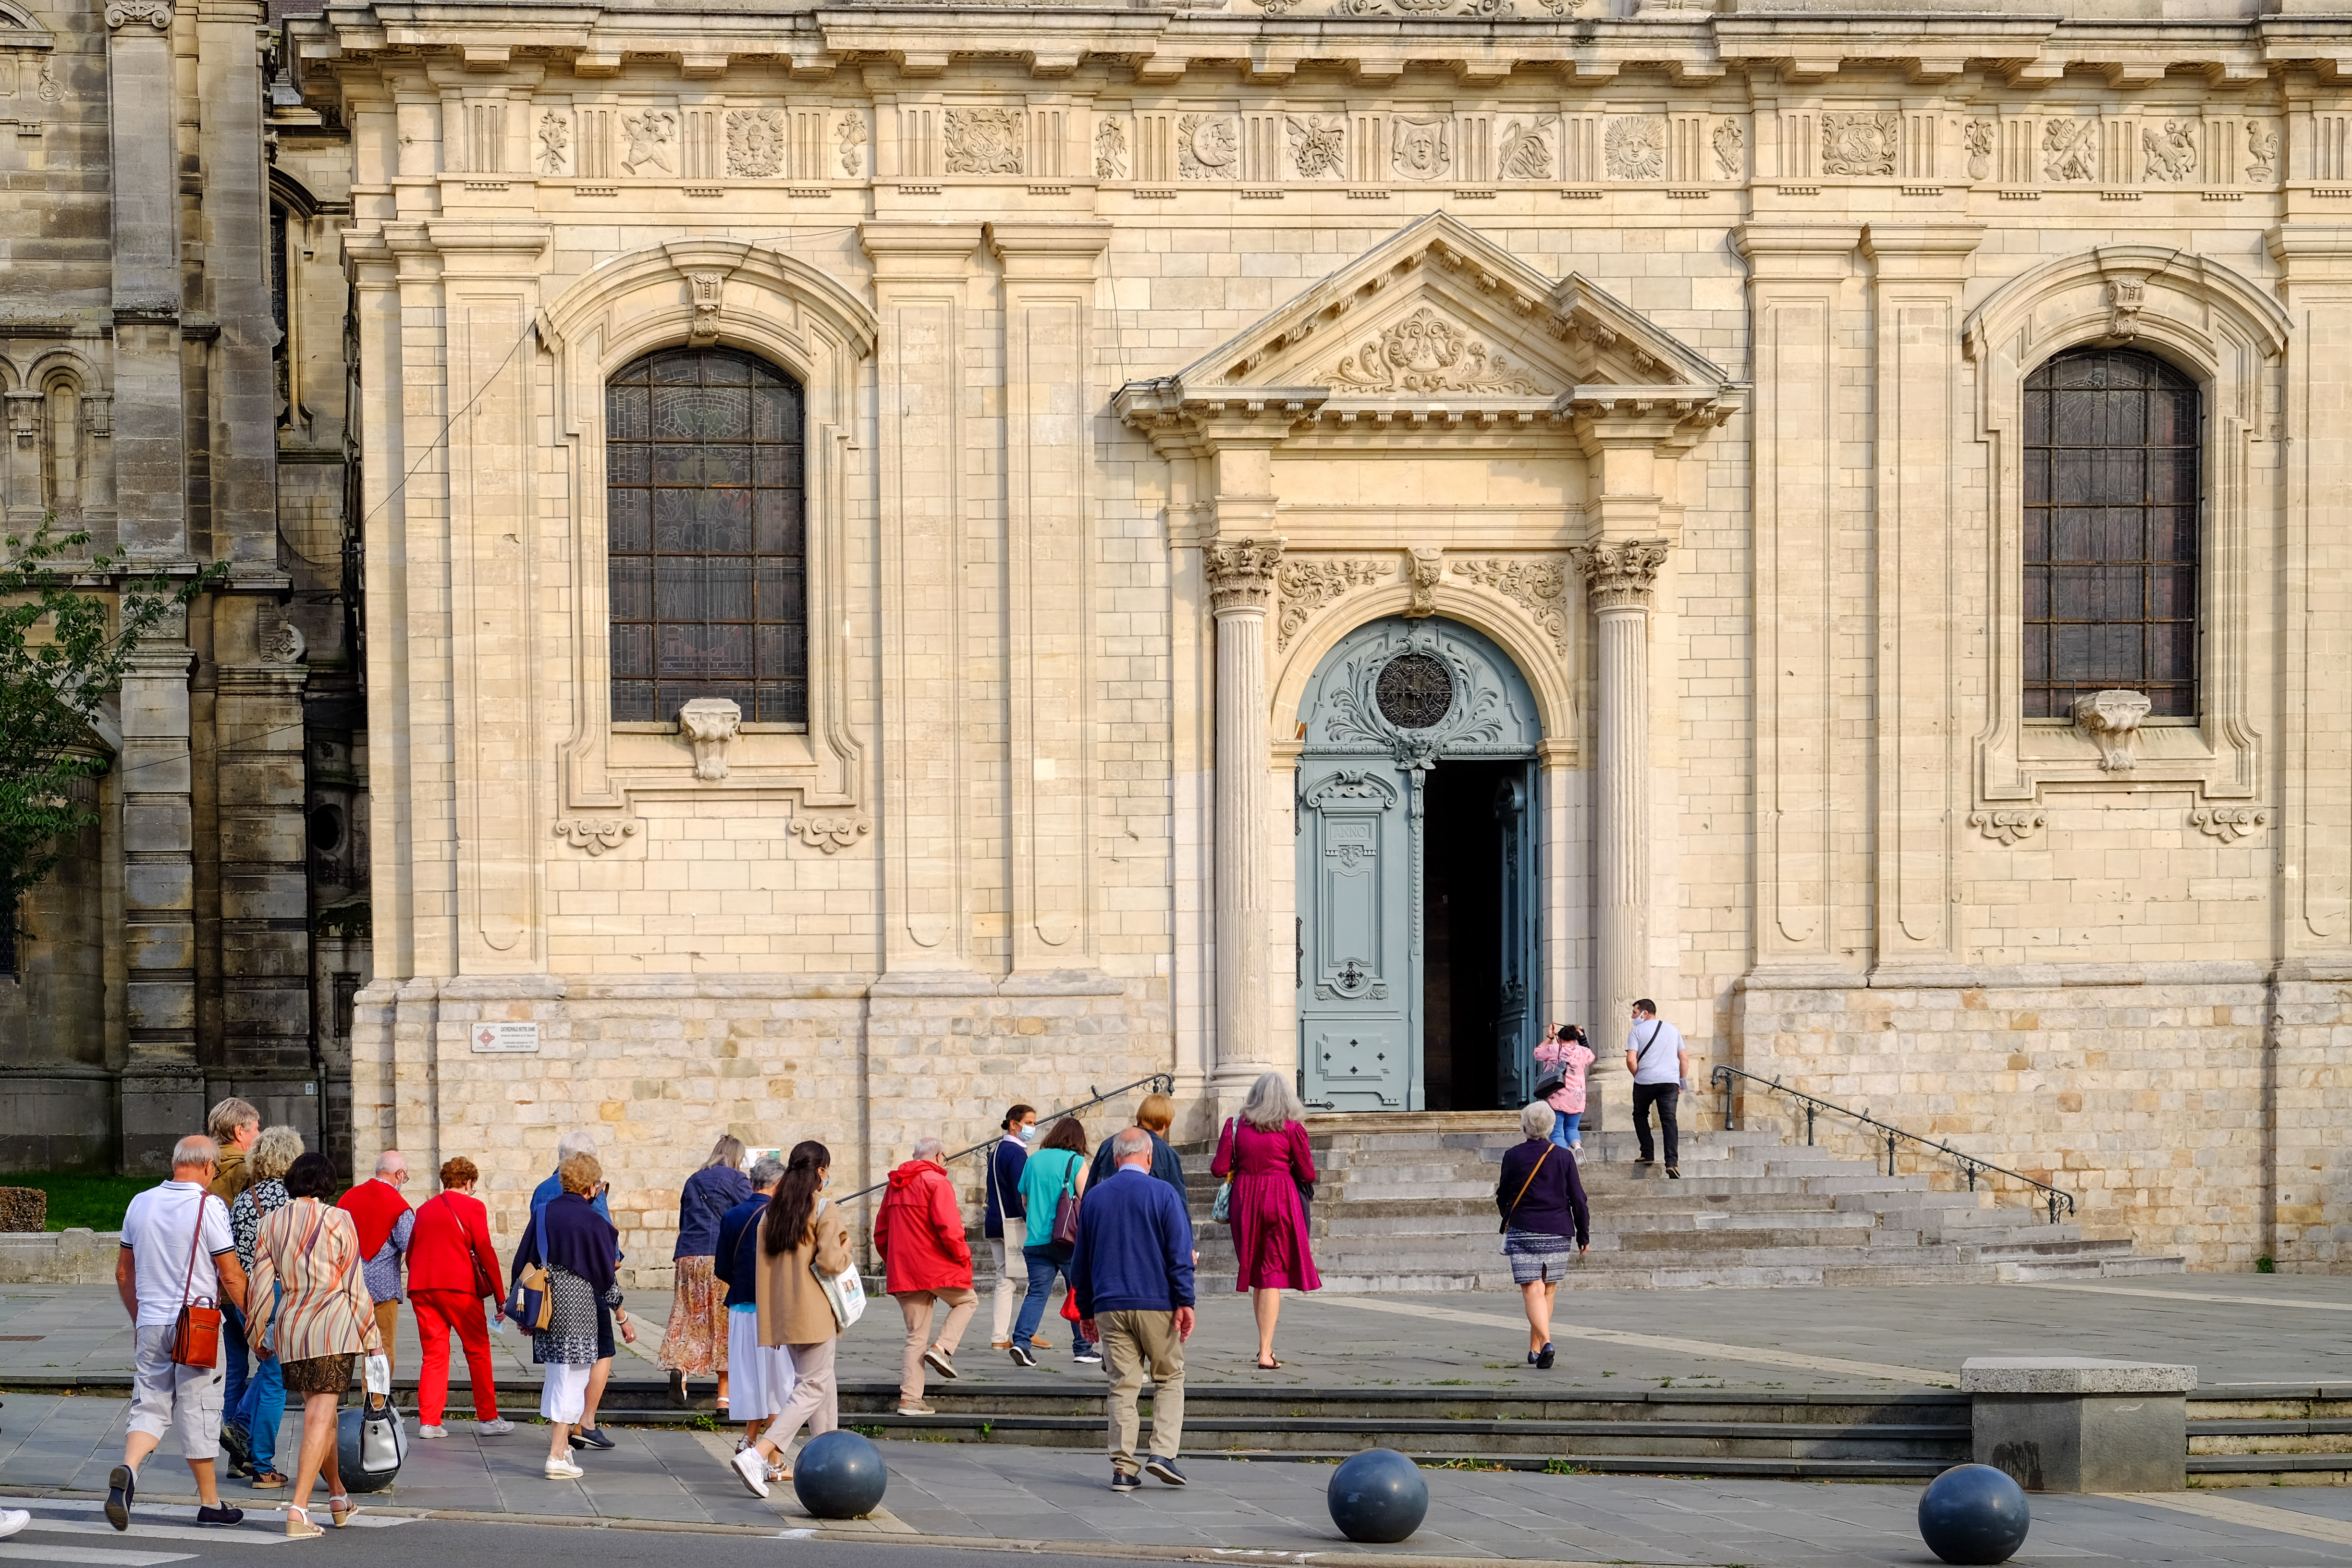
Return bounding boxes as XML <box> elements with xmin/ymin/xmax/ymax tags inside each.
<box><xmin>872</xmin><ymin>1137</ymin><xmax>975</xmax><ymax>1417</ymax></box>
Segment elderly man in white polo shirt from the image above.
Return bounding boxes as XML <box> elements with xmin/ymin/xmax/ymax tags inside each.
<box><xmin>107</xmin><ymin>1134</ymin><xmax>251</xmax><ymax>1533</ymax></box>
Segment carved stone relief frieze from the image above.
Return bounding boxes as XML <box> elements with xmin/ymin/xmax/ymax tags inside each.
<box><xmin>261</xmin><ymin>620</ymin><xmax>307</xmax><ymax>664</ymax></box>
<box><xmin>103</xmin><ymin>0</ymin><xmax>170</xmax><ymax>28</ymax></box>
<box><xmin>1498</xmin><ymin>118</ymin><xmax>1555</xmax><ymax>182</ymax></box>
<box><xmin>1392</xmin><ymin>116</ymin><xmax>1451</xmax><ymax>181</ymax></box>
<box><xmin>685</xmin><ymin>271</ymin><xmax>724</xmax><ymax>347</ymax></box>
<box><xmin>1095</xmin><ymin>119</ymin><xmax>1129</xmax><ymax>180</ymax></box>
<box><xmin>553</xmin><ymin>818</ymin><xmax>639</xmax><ymax>856</ymax></box>
<box><xmin>1712</xmin><ymin>119</ymin><xmax>1743</xmax><ymax>180</ymax></box>
<box><xmin>2105</xmin><ymin>276</ymin><xmax>2145</xmax><ymax>341</ymax></box>
<box><xmin>944</xmin><ymin>107</ymin><xmax>1024</xmax><ymax>174</ymax></box>
<box><xmin>2070</xmin><ymin>688</ymin><xmax>2150</xmax><ymax>772</ymax></box>
<box><xmin>838</xmin><ymin>114</ymin><xmax>866</xmax><ymax>176</ymax></box>
<box><xmin>1276</xmin><ymin>557</ymin><xmax>1392</xmax><ymax>650</ymax></box>
<box><xmin>1178</xmin><ymin>113</ymin><xmax>1238</xmax><ymax>180</ymax></box>
<box><xmin>1964</xmin><ymin>119</ymin><xmax>1994</xmax><ymax>180</ymax></box>
<box><xmin>790</xmin><ymin>814</ymin><xmax>873</xmax><ymax>854</ymax></box>
<box><xmin>1567</xmin><ymin>539</ymin><xmax>1667</xmax><ymax>612</ymax></box>
<box><xmin>620</xmin><ymin>111</ymin><xmax>676</xmax><ymax>176</ymax></box>
<box><xmin>537</xmin><ymin>112</ymin><xmax>570</xmax><ymax>174</ymax></box>
<box><xmin>2189</xmin><ymin>806</ymin><xmax>2266</xmax><ymax>843</ymax></box>
<box><xmin>1968</xmin><ymin>809</ymin><xmax>2046</xmax><ymax>846</ymax></box>
<box><xmin>2042</xmin><ymin>118</ymin><xmax>2096</xmax><ymax>184</ymax></box>
<box><xmin>1451</xmin><ymin>557</ymin><xmax>1570</xmax><ymax>654</ymax></box>
<box><xmin>1205</xmin><ymin>537</ymin><xmax>1286</xmax><ymax>614</ymax></box>
<box><xmin>2142</xmin><ymin>121</ymin><xmax>2197</xmax><ymax>184</ymax></box>
<box><xmin>727</xmin><ymin>108</ymin><xmax>784</xmax><ymax>178</ymax></box>
<box><xmin>1404</xmin><ymin>548</ymin><xmax>1443</xmax><ymax>618</ymax></box>
<box><xmin>2247</xmin><ymin>124</ymin><xmax>2278</xmax><ymax>183</ymax></box>
<box><xmin>1288</xmin><ymin>114</ymin><xmax>1347</xmax><ymax>179</ymax></box>
<box><xmin>1604</xmin><ymin>115</ymin><xmax>1665</xmax><ymax>181</ymax></box>
<box><xmin>1821</xmin><ymin>111</ymin><xmax>1898</xmax><ymax>178</ymax></box>
<box><xmin>1322</xmin><ymin>307</ymin><xmax>1549</xmax><ymax>395</ymax></box>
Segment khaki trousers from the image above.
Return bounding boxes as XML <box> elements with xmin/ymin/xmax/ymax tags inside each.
<box><xmin>895</xmin><ymin>1287</ymin><xmax>978</xmax><ymax>1405</ymax></box>
<box><xmin>373</xmin><ymin>1300</ymin><xmax>400</xmax><ymax>1380</ymax></box>
<box><xmin>1097</xmin><ymin>1308</ymin><xmax>1186</xmax><ymax>1474</ymax></box>
<box><xmin>760</xmin><ymin>1336</ymin><xmax>838</xmax><ymax>1458</ymax></box>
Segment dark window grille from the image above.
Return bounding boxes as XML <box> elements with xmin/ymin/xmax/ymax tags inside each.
<box><xmin>606</xmin><ymin>347</ymin><xmax>808</xmax><ymax>724</ymax></box>
<box><xmin>2022</xmin><ymin>347</ymin><xmax>2200</xmax><ymax>719</ymax></box>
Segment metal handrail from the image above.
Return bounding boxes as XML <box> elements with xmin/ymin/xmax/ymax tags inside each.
<box><xmin>837</xmin><ymin>1072</ymin><xmax>1176</xmax><ymax>1204</ymax></box>
<box><xmin>1711</xmin><ymin>1063</ymin><xmax>2076</xmax><ymax>1225</ymax></box>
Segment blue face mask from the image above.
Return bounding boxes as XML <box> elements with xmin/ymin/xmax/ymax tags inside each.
<box><xmin>1019</xmin><ymin>1124</ymin><xmax>1038</xmax><ymax>1143</ymax></box>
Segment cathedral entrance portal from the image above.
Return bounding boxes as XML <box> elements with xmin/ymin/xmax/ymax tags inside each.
<box><xmin>1295</xmin><ymin>618</ymin><xmax>1543</xmax><ymax>1112</ymax></box>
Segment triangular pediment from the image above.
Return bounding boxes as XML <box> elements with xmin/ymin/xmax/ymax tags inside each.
<box><xmin>1163</xmin><ymin>212</ymin><xmax>1726</xmax><ymax>403</ymax></box>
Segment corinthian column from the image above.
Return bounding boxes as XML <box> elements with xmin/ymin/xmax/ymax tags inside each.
<box><xmin>1206</xmin><ymin>537</ymin><xmax>1285</xmax><ymax>1098</ymax></box>
<box><xmin>1569</xmin><ymin>538</ymin><xmax>1668</xmax><ymax>1117</ymax></box>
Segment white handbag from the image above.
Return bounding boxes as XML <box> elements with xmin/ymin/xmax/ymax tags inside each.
<box><xmin>810</xmin><ymin>1199</ymin><xmax>866</xmax><ymax>1328</ymax></box>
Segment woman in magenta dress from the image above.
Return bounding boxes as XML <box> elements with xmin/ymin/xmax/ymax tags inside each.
<box><xmin>1210</xmin><ymin>1071</ymin><xmax>1321</xmax><ymax>1369</ymax></box>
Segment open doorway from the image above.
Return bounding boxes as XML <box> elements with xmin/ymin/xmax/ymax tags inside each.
<box><xmin>1422</xmin><ymin>759</ymin><xmax>1530</xmax><ymax>1111</ymax></box>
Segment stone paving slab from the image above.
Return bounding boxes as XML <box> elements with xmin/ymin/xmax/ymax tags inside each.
<box><xmin>5</xmin><ymin>1274</ymin><xmax>2349</xmax><ymax>1397</ymax></box>
<box><xmin>4</xmin><ymin>1393</ymin><xmax>2352</xmax><ymax>1566</ymax></box>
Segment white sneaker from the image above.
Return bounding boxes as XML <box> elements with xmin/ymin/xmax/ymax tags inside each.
<box><xmin>416</xmin><ymin>1425</ymin><xmax>448</xmax><ymax>1439</ymax></box>
<box><xmin>477</xmin><ymin>1419</ymin><xmax>515</xmax><ymax>1436</ymax></box>
<box><xmin>0</xmin><ymin>1510</ymin><xmax>27</xmax><ymax>1540</ymax></box>
<box><xmin>729</xmin><ymin>1446</ymin><xmax>771</xmax><ymax>1498</ymax></box>
<box><xmin>544</xmin><ymin>1458</ymin><xmax>584</xmax><ymax>1481</ymax></box>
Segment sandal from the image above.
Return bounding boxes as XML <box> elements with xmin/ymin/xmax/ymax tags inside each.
<box><xmin>328</xmin><ymin>1494</ymin><xmax>359</xmax><ymax>1528</ymax></box>
<box><xmin>1256</xmin><ymin>1357</ymin><xmax>1283</xmax><ymax>1370</ymax></box>
<box><xmin>285</xmin><ymin>1505</ymin><xmax>323</xmax><ymax>1541</ymax></box>
<box><xmin>249</xmin><ymin>1470</ymin><xmax>290</xmax><ymax>1490</ymax></box>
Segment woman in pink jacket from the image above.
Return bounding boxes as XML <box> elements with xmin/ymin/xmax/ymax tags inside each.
<box><xmin>1532</xmin><ymin>1024</ymin><xmax>1596</xmax><ymax>1151</ymax></box>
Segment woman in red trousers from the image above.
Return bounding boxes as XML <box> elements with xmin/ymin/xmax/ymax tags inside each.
<box><xmin>407</xmin><ymin>1156</ymin><xmax>513</xmax><ymax>1436</ymax></box>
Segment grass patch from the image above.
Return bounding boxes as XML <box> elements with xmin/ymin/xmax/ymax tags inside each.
<box><xmin>4</xmin><ymin>1171</ymin><xmax>150</xmax><ymax>1232</ymax></box>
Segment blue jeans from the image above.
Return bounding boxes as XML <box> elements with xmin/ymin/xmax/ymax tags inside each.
<box><xmin>1010</xmin><ymin>1252</ymin><xmax>1092</xmax><ymax>1354</ymax></box>
<box><xmin>241</xmin><ymin>1285</ymin><xmax>287</xmax><ymax>1474</ymax></box>
<box><xmin>220</xmin><ymin>1303</ymin><xmax>251</xmax><ymax>1423</ymax></box>
<box><xmin>1548</xmin><ymin>1112</ymin><xmax>1582</xmax><ymax>1149</ymax></box>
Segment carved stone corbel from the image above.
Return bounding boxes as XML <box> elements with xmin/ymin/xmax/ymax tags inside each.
<box><xmin>2104</xmin><ymin>277</ymin><xmax>2145</xmax><ymax>343</ymax></box>
<box><xmin>1969</xmin><ymin>809</ymin><xmax>2046</xmax><ymax>846</ymax></box>
<box><xmin>553</xmin><ymin>818</ymin><xmax>638</xmax><ymax>856</ymax></box>
<box><xmin>2189</xmin><ymin>806</ymin><xmax>2266</xmax><ymax>843</ymax></box>
<box><xmin>2071</xmin><ymin>688</ymin><xmax>2151</xmax><ymax>772</ymax></box>
<box><xmin>104</xmin><ymin>0</ymin><xmax>171</xmax><ymax>28</ymax></box>
<box><xmin>677</xmin><ymin>697</ymin><xmax>743</xmax><ymax>781</ymax></box>
<box><xmin>1403</xmin><ymin>547</ymin><xmax>1443</xmax><ymax>618</ymax></box>
<box><xmin>686</xmin><ymin>271</ymin><xmax>724</xmax><ymax>348</ymax></box>
<box><xmin>789</xmin><ymin>814</ymin><xmax>872</xmax><ymax>854</ymax></box>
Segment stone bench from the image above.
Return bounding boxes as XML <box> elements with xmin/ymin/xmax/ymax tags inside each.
<box><xmin>1963</xmin><ymin>1356</ymin><xmax>2195</xmax><ymax>1493</ymax></box>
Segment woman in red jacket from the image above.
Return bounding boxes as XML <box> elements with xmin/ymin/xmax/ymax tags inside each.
<box><xmin>871</xmin><ymin>1137</ymin><xmax>974</xmax><ymax>1418</ymax></box>
<box><xmin>408</xmin><ymin>1157</ymin><xmax>510</xmax><ymax>1436</ymax></box>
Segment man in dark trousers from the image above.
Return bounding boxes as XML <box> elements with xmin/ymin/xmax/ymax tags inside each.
<box><xmin>1071</xmin><ymin>1126</ymin><xmax>1196</xmax><ymax>1493</ymax></box>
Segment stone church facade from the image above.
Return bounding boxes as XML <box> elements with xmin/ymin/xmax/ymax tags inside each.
<box><xmin>0</xmin><ymin>0</ymin><xmax>366</xmax><ymax>1172</ymax></box>
<box><xmin>77</xmin><ymin>0</ymin><xmax>2329</xmax><ymax>1275</ymax></box>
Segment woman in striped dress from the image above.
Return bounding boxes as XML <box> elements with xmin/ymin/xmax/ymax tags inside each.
<box><xmin>249</xmin><ymin>1152</ymin><xmax>385</xmax><ymax>1538</ymax></box>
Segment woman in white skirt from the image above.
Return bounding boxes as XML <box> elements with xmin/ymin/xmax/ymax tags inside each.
<box><xmin>713</xmin><ymin>1155</ymin><xmax>796</xmax><ymax>1473</ymax></box>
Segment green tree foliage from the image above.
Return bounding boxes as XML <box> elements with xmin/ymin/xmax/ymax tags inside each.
<box><xmin>1</xmin><ymin>521</ymin><xmax>223</xmax><ymax>926</ymax></box>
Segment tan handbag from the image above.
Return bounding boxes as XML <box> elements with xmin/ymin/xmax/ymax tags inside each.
<box><xmin>167</xmin><ymin>1191</ymin><xmax>223</xmax><ymax>1368</ymax></box>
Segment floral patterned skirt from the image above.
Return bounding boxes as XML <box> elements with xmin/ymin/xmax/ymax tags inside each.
<box><xmin>658</xmin><ymin>1254</ymin><xmax>728</xmax><ymax>1375</ymax></box>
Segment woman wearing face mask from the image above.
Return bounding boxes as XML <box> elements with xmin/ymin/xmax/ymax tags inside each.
<box><xmin>727</xmin><ymin>1140</ymin><xmax>853</xmax><ymax>1497</ymax></box>
<box><xmin>985</xmin><ymin>1104</ymin><xmax>1037</xmax><ymax>1357</ymax></box>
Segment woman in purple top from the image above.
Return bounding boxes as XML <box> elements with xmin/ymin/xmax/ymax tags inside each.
<box><xmin>1210</xmin><ymin>1071</ymin><xmax>1321</xmax><ymax>1369</ymax></box>
<box><xmin>1494</xmin><ymin>1101</ymin><xmax>1590</xmax><ymax>1370</ymax></box>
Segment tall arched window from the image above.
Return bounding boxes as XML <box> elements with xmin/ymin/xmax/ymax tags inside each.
<box><xmin>605</xmin><ymin>346</ymin><xmax>807</xmax><ymax>724</ymax></box>
<box><xmin>40</xmin><ymin>376</ymin><xmax>81</xmax><ymax>516</ymax></box>
<box><xmin>2022</xmin><ymin>347</ymin><xmax>2200</xmax><ymax>719</ymax></box>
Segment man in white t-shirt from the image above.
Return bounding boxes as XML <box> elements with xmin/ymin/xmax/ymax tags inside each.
<box><xmin>1623</xmin><ymin>999</ymin><xmax>1689</xmax><ymax>1179</ymax></box>
<box><xmin>108</xmin><ymin>1134</ymin><xmax>249</xmax><ymax>1533</ymax></box>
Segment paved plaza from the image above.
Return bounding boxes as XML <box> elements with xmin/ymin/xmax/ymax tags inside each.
<box><xmin>1</xmin><ymin>1274</ymin><xmax>2348</xmax><ymax>1563</ymax></box>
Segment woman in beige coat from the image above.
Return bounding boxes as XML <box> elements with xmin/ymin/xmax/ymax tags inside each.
<box><xmin>725</xmin><ymin>1139</ymin><xmax>853</xmax><ymax>1498</ymax></box>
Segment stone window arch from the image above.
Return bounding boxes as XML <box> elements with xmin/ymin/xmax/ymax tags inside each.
<box><xmin>604</xmin><ymin>345</ymin><xmax>807</xmax><ymax>725</ymax></box>
<box><xmin>2021</xmin><ymin>346</ymin><xmax>2200</xmax><ymax>721</ymax></box>
<box><xmin>39</xmin><ymin>370</ymin><xmax>81</xmax><ymax>516</ymax></box>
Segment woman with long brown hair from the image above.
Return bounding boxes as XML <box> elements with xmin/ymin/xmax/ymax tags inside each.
<box><xmin>724</xmin><ymin>1140</ymin><xmax>853</xmax><ymax>1498</ymax></box>
<box><xmin>1008</xmin><ymin>1115</ymin><xmax>1093</xmax><ymax>1367</ymax></box>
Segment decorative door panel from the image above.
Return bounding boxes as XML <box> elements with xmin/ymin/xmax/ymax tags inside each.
<box><xmin>1298</xmin><ymin>764</ymin><xmax>1411</xmax><ymax>1110</ymax></box>
<box><xmin>1492</xmin><ymin>769</ymin><xmax>1540</xmax><ymax>1105</ymax></box>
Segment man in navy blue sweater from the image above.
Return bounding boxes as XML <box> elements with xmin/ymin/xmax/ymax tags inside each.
<box><xmin>1071</xmin><ymin>1126</ymin><xmax>1196</xmax><ymax>1492</ymax></box>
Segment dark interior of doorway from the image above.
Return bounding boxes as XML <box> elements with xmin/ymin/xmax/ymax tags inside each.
<box><xmin>1422</xmin><ymin>759</ymin><xmax>1519</xmax><ymax>1112</ymax></box>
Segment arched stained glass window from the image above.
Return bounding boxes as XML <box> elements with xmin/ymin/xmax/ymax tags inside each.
<box><xmin>2022</xmin><ymin>347</ymin><xmax>2200</xmax><ymax>719</ymax></box>
<box><xmin>605</xmin><ymin>347</ymin><xmax>807</xmax><ymax>724</ymax></box>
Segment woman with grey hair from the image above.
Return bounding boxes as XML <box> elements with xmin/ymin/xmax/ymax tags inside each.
<box><xmin>714</xmin><ymin>1155</ymin><xmax>794</xmax><ymax>1474</ymax></box>
<box><xmin>1495</xmin><ymin>1100</ymin><xmax>1590</xmax><ymax>1370</ymax></box>
<box><xmin>223</xmin><ymin>1125</ymin><xmax>303</xmax><ymax>1488</ymax></box>
<box><xmin>1210</xmin><ymin>1070</ymin><xmax>1322</xmax><ymax>1369</ymax></box>
<box><xmin>662</xmin><ymin>1133</ymin><xmax>753</xmax><ymax>1412</ymax></box>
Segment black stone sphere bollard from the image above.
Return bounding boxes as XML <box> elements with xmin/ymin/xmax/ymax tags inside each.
<box><xmin>792</xmin><ymin>1430</ymin><xmax>889</xmax><ymax>1519</ymax></box>
<box><xmin>1327</xmin><ymin>1447</ymin><xmax>1429</xmax><ymax>1544</ymax></box>
<box><xmin>1918</xmin><ymin>1463</ymin><xmax>2032</xmax><ymax>1566</ymax></box>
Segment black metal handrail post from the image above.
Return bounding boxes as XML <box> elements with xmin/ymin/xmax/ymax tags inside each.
<box><xmin>1710</xmin><ymin>1063</ymin><xmax>2075</xmax><ymax>1224</ymax></box>
<box><xmin>838</xmin><ymin>1071</ymin><xmax>1177</xmax><ymax>1204</ymax></box>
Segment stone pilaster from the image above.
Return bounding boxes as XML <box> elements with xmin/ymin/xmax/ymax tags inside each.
<box><xmin>103</xmin><ymin>0</ymin><xmax>184</xmax><ymax>562</ymax></box>
<box><xmin>987</xmin><ymin>221</ymin><xmax>1111</xmax><ymax>973</ymax></box>
<box><xmin>1862</xmin><ymin>224</ymin><xmax>1982</xmax><ymax>982</ymax></box>
<box><xmin>212</xmin><ymin>644</ymin><xmax>313</xmax><ymax>1124</ymax></box>
<box><xmin>1569</xmin><ymin>539</ymin><xmax>1666</xmax><ymax>1102</ymax></box>
<box><xmin>119</xmin><ymin>638</ymin><xmax>199</xmax><ymax>1173</ymax></box>
<box><xmin>862</xmin><ymin>222</ymin><xmax>982</xmax><ymax>973</ymax></box>
<box><xmin>194</xmin><ymin>0</ymin><xmax>281</xmax><ymax>585</ymax></box>
<box><xmin>1205</xmin><ymin>536</ymin><xmax>1283</xmax><ymax>1100</ymax></box>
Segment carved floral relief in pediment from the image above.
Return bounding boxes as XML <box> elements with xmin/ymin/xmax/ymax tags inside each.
<box><xmin>1318</xmin><ymin>306</ymin><xmax>1552</xmax><ymax>396</ymax></box>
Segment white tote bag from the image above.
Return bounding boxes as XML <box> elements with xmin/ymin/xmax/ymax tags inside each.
<box><xmin>810</xmin><ymin>1199</ymin><xmax>867</xmax><ymax>1328</ymax></box>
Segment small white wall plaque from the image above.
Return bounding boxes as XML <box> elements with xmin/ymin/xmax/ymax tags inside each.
<box><xmin>472</xmin><ymin>1022</ymin><xmax>542</xmax><ymax>1053</ymax></box>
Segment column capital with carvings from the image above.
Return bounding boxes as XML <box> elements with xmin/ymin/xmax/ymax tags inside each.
<box><xmin>1205</xmin><ymin>536</ymin><xmax>1286</xmax><ymax>617</ymax></box>
<box><xmin>1568</xmin><ymin>538</ymin><xmax>1669</xmax><ymax>614</ymax></box>
<box><xmin>104</xmin><ymin>0</ymin><xmax>171</xmax><ymax>30</ymax></box>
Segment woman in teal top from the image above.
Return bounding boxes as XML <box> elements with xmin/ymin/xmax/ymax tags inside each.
<box><xmin>1006</xmin><ymin>1116</ymin><xmax>1093</xmax><ymax>1368</ymax></box>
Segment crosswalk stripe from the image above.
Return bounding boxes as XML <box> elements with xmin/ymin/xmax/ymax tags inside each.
<box><xmin>0</xmin><ymin>1545</ymin><xmax>193</xmax><ymax>1566</ymax></box>
<box><xmin>22</xmin><ymin>1519</ymin><xmax>285</xmax><ymax>1545</ymax></box>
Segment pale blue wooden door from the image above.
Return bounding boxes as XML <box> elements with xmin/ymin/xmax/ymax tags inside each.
<box><xmin>1294</xmin><ymin>617</ymin><xmax>1544</xmax><ymax>1113</ymax></box>
<box><xmin>1296</xmin><ymin>764</ymin><xmax>1412</xmax><ymax>1110</ymax></box>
